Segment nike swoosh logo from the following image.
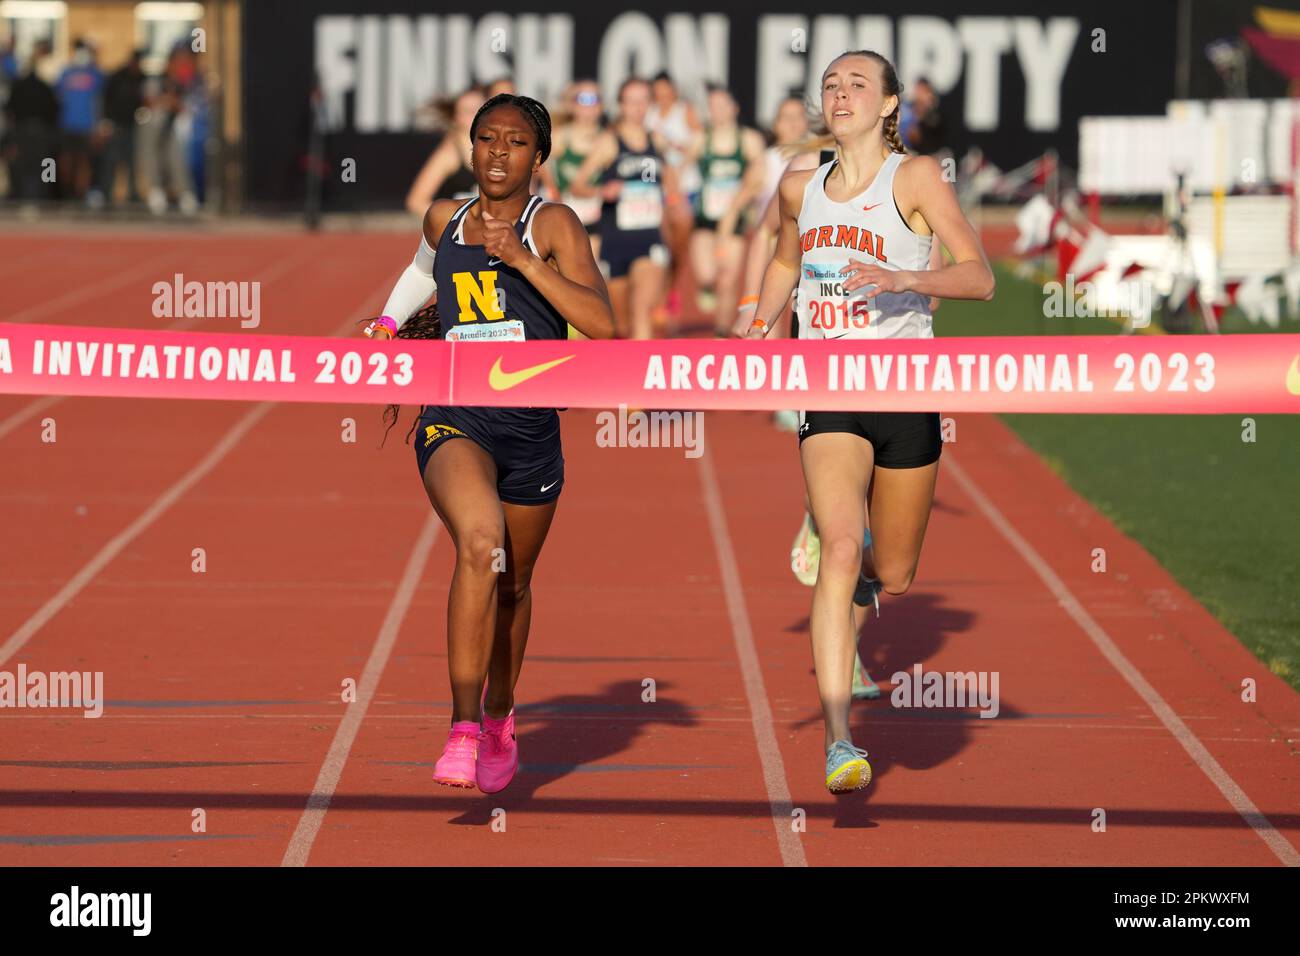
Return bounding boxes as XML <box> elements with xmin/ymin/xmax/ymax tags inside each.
<box><xmin>1288</xmin><ymin>355</ymin><xmax>1300</xmax><ymax>396</ymax></box>
<box><xmin>540</xmin><ymin>480</ymin><xmax>559</xmax><ymax>492</ymax></box>
<box><xmin>862</xmin><ymin>203</ymin><xmax>882</xmax><ymax>212</ymax></box>
<box><xmin>488</xmin><ymin>354</ymin><xmax>575</xmax><ymax>390</ymax></box>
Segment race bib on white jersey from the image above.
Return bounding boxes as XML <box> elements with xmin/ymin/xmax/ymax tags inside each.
<box><xmin>701</xmin><ymin>178</ymin><xmax>740</xmax><ymax>222</ymax></box>
<box><xmin>564</xmin><ymin>192</ymin><xmax>602</xmax><ymax>226</ymax></box>
<box><xmin>796</xmin><ymin>262</ymin><xmax>874</xmax><ymax>339</ymax></box>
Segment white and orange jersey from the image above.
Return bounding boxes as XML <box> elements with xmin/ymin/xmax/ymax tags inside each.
<box><xmin>794</xmin><ymin>151</ymin><xmax>933</xmax><ymax>340</ymax></box>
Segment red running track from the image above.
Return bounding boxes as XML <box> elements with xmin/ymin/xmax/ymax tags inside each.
<box><xmin>0</xmin><ymin>232</ymin><xmax>1296</xmax><ymax>867</ymax></box>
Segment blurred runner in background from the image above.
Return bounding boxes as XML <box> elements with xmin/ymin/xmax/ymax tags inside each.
<box><xmin>687</xmin><ymin>85</ymin><xmax>766</xmax><ymax>335</ymax></box>
<box><xmin>540</xmin><ymin>80</ymin><xmax>605</xmax><ymax>263</ymax></box>
<box><xmin>406</xmin><ymin>86</ymin><xmax>487</xmax><ymax>213</ymax></box>
<box><xmin>646</xmin><ymin>71</ymin><xmax>700</xmax><ymax>331</ymax></box>
<box><xmin>570</xmin><ymin>77</ymin><xmax>676</xmax><ymax>339</ymax></box>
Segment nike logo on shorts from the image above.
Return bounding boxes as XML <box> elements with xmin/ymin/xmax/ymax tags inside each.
<box><xmin>540</xmin><ymin>480</ymin><xmax>559</xmax><ymax>493</ymax></box>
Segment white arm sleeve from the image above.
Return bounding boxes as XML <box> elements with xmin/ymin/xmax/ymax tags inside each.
<box><xmin>380</xmin><ymin>236</ymin><xmax>438</xmax><ymax>330</ymax></box>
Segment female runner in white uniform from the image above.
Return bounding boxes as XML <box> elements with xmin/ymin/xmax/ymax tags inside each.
<box><xmin>746</xmin><ymin>50</ymin><xmax>994</xmax><ymax>794</ymax></box>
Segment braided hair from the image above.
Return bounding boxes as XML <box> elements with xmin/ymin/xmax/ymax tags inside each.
<box><xmin>371</xmin><ymin>304</ymin><xmax>441</xmax><ymax>448</ymax></box>
<box><xmin>471</xmin><ymin>93</ymin><xmax>553</xmax><ymax>164</ymax></box>
<box><xmin>823</xmin><ymin>50</ymin><xmax>906</xmax><ymax>154</ymax></box>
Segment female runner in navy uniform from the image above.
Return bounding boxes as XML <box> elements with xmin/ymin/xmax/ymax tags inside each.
<box><xmin>569</xmin><ymin>78</ymin><xmax>677</xmax><ymax>339</ymax></box>
<box><xmin>366</xmin><ymin>94</ymin><xmax>614</xmax><ymax>793</ymax></box>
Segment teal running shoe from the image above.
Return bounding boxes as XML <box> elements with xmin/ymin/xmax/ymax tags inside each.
<box><xmin>852</xmin><ymin>653</ymin><xmax>881</xmax><ymax>700</ymax></box>
<box><xmin>825</xmin><ymin>739</ymin><xmax>873</xmax><ymax>793</ymax></box>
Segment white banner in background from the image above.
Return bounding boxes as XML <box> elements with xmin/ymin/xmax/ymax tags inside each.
<box><xmin>314</xmin><ymin>12</ymin><xmax>1080</xmax><ymax>133</ymax></box>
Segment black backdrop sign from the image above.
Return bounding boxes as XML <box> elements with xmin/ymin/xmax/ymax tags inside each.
<box><xmin>240</xmin><ymin>1</ymin><xmax>1237</xmax><ymax>209</ymax></box>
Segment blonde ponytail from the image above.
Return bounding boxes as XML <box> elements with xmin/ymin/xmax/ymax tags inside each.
<box><xmin>780</xmin><ymin>131</ymin><xmax>836</xmax><ymax>161</ymax></box>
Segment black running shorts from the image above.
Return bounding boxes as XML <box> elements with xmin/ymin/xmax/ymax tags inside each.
<box><xmin>797</xmin><ymin>411</ymin><xmax>942</xmax><ymax>469</ymax></box>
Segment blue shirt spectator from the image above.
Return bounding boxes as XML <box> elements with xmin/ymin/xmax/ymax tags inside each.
<box><xmin>57</xmin><ymin>50</ymin><xmax>103</xmax><ymax>134</ymax></box>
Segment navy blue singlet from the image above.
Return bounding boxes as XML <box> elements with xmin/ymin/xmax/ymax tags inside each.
<box><xmin>415</xmin><ymin>194</ymin><xmax>567</xmax><ymax>505</ymax></box>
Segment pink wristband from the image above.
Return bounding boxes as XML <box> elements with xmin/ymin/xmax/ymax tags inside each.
<box><xmin>364</xmin><ymin>316</ymin><xmax>398</xmax><ymax>338</ymax></box>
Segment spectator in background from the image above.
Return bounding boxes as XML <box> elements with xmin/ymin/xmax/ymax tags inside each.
<box><xmin>139</xmin><ymin>43</ymin><xmax>200</xmax><ymax>215</ymax></box>
<box><xmin>0</xmin><ymin>39</ymin><xmax>13</xmax><ymax>194</ymax></box>
<box><xmin>0</xmin><ymin>40</ymin><xmax>17</xmax><ymax>82</ymax></box>
<box><xmin>94</xmin><ymin>48</ymin><xmax>145</xmax><ymax>206</ymax></box>
<box><xmin>903</xmin><ymin>77</ymin><xmax>945</xmax><ymax>156</ymax></box>
<box><xmin>180</xmin><ymin>49</ymin><xmax>210</xmax><ymax>205</ymax></box>
<box><xmin>56</xmin><ymin>38</ymin><xmax>104</xmax><ymax>202</ymax></box>
<box><xmin>3</xmin><ymin>41</ymin><xmax>59</xmax><ymax>202</ymax></box>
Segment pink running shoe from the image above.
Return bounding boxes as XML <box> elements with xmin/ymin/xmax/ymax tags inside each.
<box><xmin>476</xmin><ymin>709</ymin><xmax>519</xmax><ymax>794</ymax></box>
<box><xmin>433</xmin><ymin>720</ymin><xmax>480</xmax><ymax>788</ymax></box>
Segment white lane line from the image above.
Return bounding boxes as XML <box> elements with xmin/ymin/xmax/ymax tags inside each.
<box><xmin>280</xmin><ymin>514</ymin><xmax>439</xmax><ymax>867</ymax></box>
<box><xmin>0</xmin><ymin>395</ymin><xmax>62</xmax><ymax>442</ymax></box>
<box><xmin>0</xmin><ymin>243</ymin><xmax>320</xmax><ymax>442</ymax></box>
<box><xmin>944</xmin><ymin>455</ymin><xmax>1300</xmax><ymax>867</ymax></box>
<box><xmin>0</xmin><ymin>275</ymin><xmax>390</xmax><ymax>667</ymax></box>
<box><xmin>0</xmin><ymin>248</ymin><xmax>58</xmax><ymax>280</ymax></box>
<box><xmin>0</xmin><ymin>401</ymin><xmax>271</xmax><ymax>667</ymax></box>
<box><xmin>698</xmin><ymin>449</ymin><xmax>807</xmax><ymax>867</ymax></box>
<box><xmin>163</xmin><ymin>241</ymin><xmax>323</xmax><ymax>333</ymax></box>
<box><xmin>3</xmin><ymin>251</ymin><xmax>178</xmax><ymax>325</ymax></box>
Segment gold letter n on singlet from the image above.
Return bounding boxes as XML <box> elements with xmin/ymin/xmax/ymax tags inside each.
<box><xmin>452</xmin><ymin>271</ymin><xmax>505</xmax><ymax>322</ymax></box>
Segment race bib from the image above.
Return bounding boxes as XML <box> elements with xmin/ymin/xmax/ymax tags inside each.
<box><xmin>616</xmin><ymin>180</ymin><xmax>663</xmax><ymax>231</ymax></box>
<box><xmin>564</xmin><ymin>192</ymin><xmax>602</xmax><ymax>226</ymax></box>
<box><xmin>444</xmin><ymin>319</ymin><xmax>526</xmax><ymax>343</ymax></box>
<box><xmin>701</xmin><ymin>178</ymin><xmax>740</xmax><ymax>222</ymax></box>
<box><xmin>797</xmin><ymin>271</ymin><xmax>874</xmax><ymax>339</ymax></box>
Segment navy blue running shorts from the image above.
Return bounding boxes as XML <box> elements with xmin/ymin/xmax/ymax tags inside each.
<box><xmin>415</xmin><ymin>405</ymin><xmax>564</xmax><ymax>505</ymax></box>
<box><xmin>600</xmin><ymin>229</ymin><xmax>667</xmax><ymax>279</ymax></box>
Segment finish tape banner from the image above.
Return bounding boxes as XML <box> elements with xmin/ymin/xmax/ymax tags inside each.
<box><xmin>2</xmin><ymin>323</ymin><xmax>1300</xmax><ymax>414</ymax></box>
